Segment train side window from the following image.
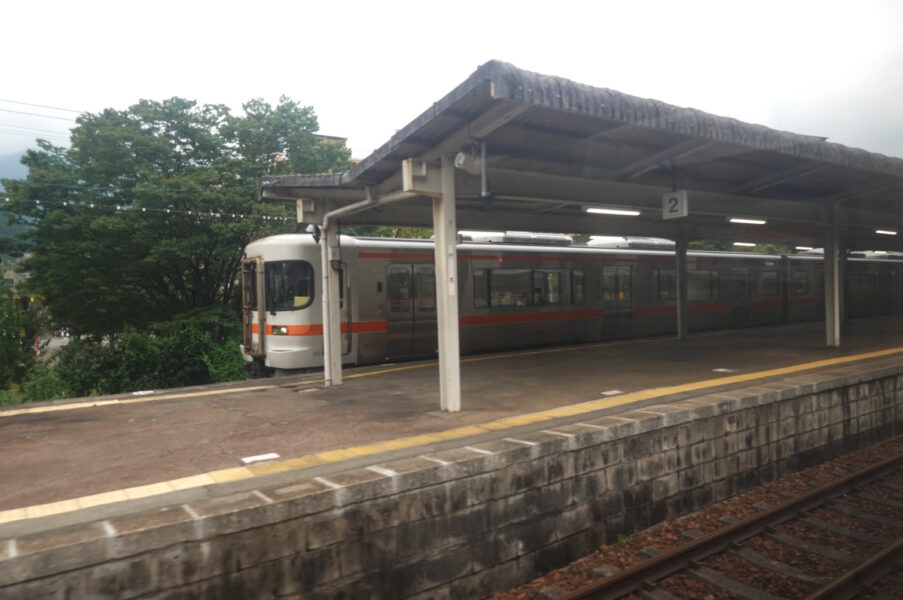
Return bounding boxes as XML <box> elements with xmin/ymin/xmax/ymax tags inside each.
<box><xmin>790</xmin><ymin>270</ymin><xmax>809</xmax><ymax>296</ymax></box>
<box><xmin>602</xmin><ymin>267</ymin><xmax>616</xmax><ymax>304</ymax></box>
<box><xmin>572</xmin><ymin>270</ymin><xmax>585</xmax><ymax>304</ymax></box>
<box><xmin>653</xmin><ymin>269</ymin><xmax>676</xmax><ymax>302</ymax></box>
<box><xmin>849</xmin><ymin>271</ymin><xmax>877</xmax><ymax>297</ymax></box>
<box><xmin>759</xmin><ymin>270</ymin><xmax>779</xmax><ymax>298</ymax></box>
<box><xmin>533</xmin><ymin>270</ymin><xmax>563</xmax><ymax>306</ymax></box>
<box><xmin>603</xmin><ymin>266</ymin><xmax>632</xmax><ymax>306</ymax></box>
<box><xmin>710</xmin><ymin>271</ymin><xmax>720</xmax><ymax>299</ymax></box>
<box><xmin>688</xmin><ymin>270</ymin><xmax>711</xmax><ymax>301</ymax></box>
<box><xmin>618</xmin><ymin>266</ymin><xmax>632</xmax><ymax>305</ymax></box>
<box><xmin>862</xmin><ymin>272</ymin><xmax>877</xmax><ymax>295</ymax></box>
<box><xmin>473</xmin><ymin>269</ymin><xmax>488</xmax><ymax>308</ymax></box>
<box><xmin>414</xmin><ymin>267</ymin><xmax>436</xmax><ymax>312</ymax></box>
<box><xmin>732</xmin><ymin>268</ymin><xmax>750</xmax><ymax>301</ymax></box>
<box><xmin>387</xmin><ymin>266</ymin><xmax>411</xmax><ymax>313</ymax></box>
<box><xmin>244</xmin><ymin>261</ymin><xmax>257</xmax><ymax>310</ymax></box>
<box><xmin>491</xmin><ymin>269</ymin><xmax>531</xmax><ymax>307</ymax></box>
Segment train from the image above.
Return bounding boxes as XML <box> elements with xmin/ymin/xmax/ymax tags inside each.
<box><xmin>240</xmin><ymin>233</ymin><xmax>903</xmax><ymax>371</ymax></box>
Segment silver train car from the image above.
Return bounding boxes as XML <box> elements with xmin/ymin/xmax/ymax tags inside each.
<box><xmin>241</xmin><ymin>234</ymin><xmax>903</xmax><ymax>371</ymax></box>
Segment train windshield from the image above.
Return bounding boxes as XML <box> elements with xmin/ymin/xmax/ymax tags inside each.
<box><xmin>265</xmin><ymin>260</ymin><xmax>314</xmax><ymax>310</ymax></box>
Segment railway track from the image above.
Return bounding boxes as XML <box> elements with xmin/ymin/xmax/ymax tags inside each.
<box><xmin>555</xmin><ymin>449</ymin><xmax>903</xmax><ymax>600</ymax></box>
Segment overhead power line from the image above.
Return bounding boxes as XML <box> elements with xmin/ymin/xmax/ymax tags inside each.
<box><xmin>2</xmin><ymin>197</ymin><xmax>293</xmax><ymax>223</ymax></box>
<box><xmin>0</xmin><ymin>98</ymin><xmax>84</xmax><ymax>114</ymax></box>
<box><xmin>0</xmin><ymin>128</ymin><xmax>70</xmax><ymax>143</ymax></box>
<box><xmin>0</xmin><ymin>108</ymin><xmax>77</xmax><ymax>122</ymax></box>
<box><xmin>0</xmin><ymin>122</ymin><xmax>71</xmax><ymax>136</ymax></box>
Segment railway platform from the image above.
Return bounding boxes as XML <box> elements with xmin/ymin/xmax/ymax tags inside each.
<box><xmin>3</xmin><ymin>315</ymin><xmax>902</xmax><ymax>528</ymax></box>
<box><xmin>1</xmin><ymin>316</ymin><xmax>902</xmax><ymax>598</ymax></box>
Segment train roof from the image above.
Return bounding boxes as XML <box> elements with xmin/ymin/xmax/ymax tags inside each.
<box><xmin>247</xmin><ymin>233</ymin><xmax>903</xmax><ymax>265</ymax></box>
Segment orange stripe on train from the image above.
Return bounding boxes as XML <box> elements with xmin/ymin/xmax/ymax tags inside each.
<box><xmin>251</xmin><ymin>321</ymin><xmax>389</xmax><ymax>336</ymax></box>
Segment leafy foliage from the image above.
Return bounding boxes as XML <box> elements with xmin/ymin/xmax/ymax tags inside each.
<box><xmin>1</xmin><ymin>96</ymin><xmax>351</xmax><ymax>339</ymax></box>
<box><xmin>0</xmin><ymin>281</ymin><xmax>42</xmax><ymax>388</ymax></box>
<box><xmin>689</xmin><ymin>240</ymin><xmax>792</xmax><ymax>254</ymax></box>
<box><xmin>45</xmin><ymin>309</ymin><xmax>246</xmax><ymax>398</ymax></box>
<box><xmin>343</xmin><ymin>225</ymin><xmax>433</xmax><ymax>239</ymax></box>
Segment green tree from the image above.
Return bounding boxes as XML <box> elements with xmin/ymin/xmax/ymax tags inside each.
<box><xmin>0</xmin><ymin>282</ymin><xmax>41</xmax><ymax>389</ymax></box>
<box><xmin>343</xmin><ymin>225</ymin><xmax>433</xmax><ymax>239</ymax></box>
<box><xmin>2</xmin><ymin>97</ymin><xmax>350</xmax><ymax>339</ymax></box>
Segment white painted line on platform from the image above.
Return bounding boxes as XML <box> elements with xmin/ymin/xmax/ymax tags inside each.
<box><xmin>601</xmin><ymin>390</ymin><xmax>624</xmax><ymax>396</ymax></box>
<box><xmin>313</xmin><ymin>476</ymin><xmax>343</xmax><ymax>490</ymax></box>
<box><xmin>465</xmin><ymin>446</ymin><xmax>495</xmax><ymax>455</ymax></box>
<box><xmin>102</xmin><ymin>521</ymin><xmax>117</xmax><ymax>537</ymax></box>
<box><xmin>713</xmin><ymin>368</ymin><xmax>739</xmax><ymax>373</ymax></box>
<box><xmin>542</xmin><ymin>429</ymin><xmax>576</xmax><ymax>438</ymax></box>
<box><xmin>241</xmin><ymin>453</ymin><xmax>281</xmax><ymax>464</ymax></box>
<box><xmin>252</xmin><ymin>490</ymin><xmax>274</xmax><ymax>504</ymax></box>
<box><xmin>367</xmin><ymin>466</ymin><xmax>398</xmax><ymax>477</ymax></box>
<box><xmin>504</xmin><ymin>437</ymin><xmax>537</xmax><ymax>446</ymax></box>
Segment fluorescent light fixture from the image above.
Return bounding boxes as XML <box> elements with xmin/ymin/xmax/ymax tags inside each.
<box><xmin>584</xmin><ymin>207</ymin><xmax>641</xmax><ymax>216</ymax></box>
<box><xmin>733</xmin><ymin>242</ymin><xmax>756</xmax><ymax>247</ymax></box>
<box><xmin>795</xmin><ymin>246</ymin><xmax>814</xmax><ymax>251</ymax></box>
<box><xmin>729</xmin><ymin>218</ymin><xmax>767</xmax><ymax>225</ymax></box>
<box><xmin>875</xmin><ymin>229</ymin><xmax>898</xmax><ymax>236</ymax></box>
<box><xmin>874</xmin><ymin>250</ymin><xmax>888</xmax><ymax>255</ymax></box>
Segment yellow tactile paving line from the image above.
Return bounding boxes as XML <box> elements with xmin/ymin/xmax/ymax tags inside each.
<box><xmin>1</xmin><ymin>345</ymin><xmax>902</xmax><ymax>527</ymax></box>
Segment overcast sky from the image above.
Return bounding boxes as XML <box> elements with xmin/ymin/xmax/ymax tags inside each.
<box><xmin>2</xmin><ymin>0</ymin><xmax>902</xmax><ymax>179</ymax></box>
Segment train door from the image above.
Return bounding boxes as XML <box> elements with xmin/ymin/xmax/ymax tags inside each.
<box><xmin>601</xmin><ymin>266</ymin><xmax>633</xmax><ymax>337</ymax></box>
<box><xmin>337</xmin><ymin>266</ymin><xmax>352</xmax><ymax>355</ymax></box>
<box><xmin>731</xmin><ymin>267</ymin><xmax>751</xmax><ymax>324</ymax></box>
<box><xmin>385</xmin><ymin>264</ymin><xmax>437</xmax><ymax>358</ymax></box>
<box><xmin>241</xmin><ymin>257</ymin><xmax>265</xmax><ymax>358</ymax></box>
<box><xmin>412</xmin><ymin>265</ymin><xmax>437</xmax><ymax>354</ymax></box>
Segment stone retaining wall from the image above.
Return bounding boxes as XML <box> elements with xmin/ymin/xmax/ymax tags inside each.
<box><xmin>1</xmin><ymin>362</ymin><xmax>901</xmax><ymax>599</ymax></box>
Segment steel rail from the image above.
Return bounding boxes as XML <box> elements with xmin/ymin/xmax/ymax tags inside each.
<box><xmin>557</xmin><ymin>451</ymin><xmax>903</xmax><ymax>600</ymax></box>
<box><xmin>803</xmin><ymin>537</ymin><xmax>903</xmax><ymax>600</ymax></box>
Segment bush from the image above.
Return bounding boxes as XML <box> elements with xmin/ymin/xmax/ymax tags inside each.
<box><xmin>21</xmin><ymin>364</ymin><xmax>68</xmax><ymax>402</ymax></box>
<box><xmin>0</xmin><ymin>385</ymin><xmax>25</xmax><ymax>406</ymax></box>
<box><xmin>0</xmin><ymin>282</ymin><xmax>41</xmax><ymax>389</ymax></box>
<box><xmin>50</xmin><ymin>310</ymin><xmax>246</xmax><ymax>398</ymax></box>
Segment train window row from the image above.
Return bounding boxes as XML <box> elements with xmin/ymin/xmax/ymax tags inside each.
<box><xmin>386</xmin><ymin>260</ymin><xmax>891</xmax><ymax>316</ymax></box>
<box><xmin>650</xmin><ymin>268</ymin><xmax>722</xmax><ymax>302</ymax></box>
<box><xmin>473</xmin><ymin>268</ymin><xmax>586</xmax><ymax>309</ymax></box>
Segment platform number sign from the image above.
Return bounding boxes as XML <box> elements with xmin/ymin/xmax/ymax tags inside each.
<box><xmin>662</xmin><ymin>190</ymin><xmax>688</xmax><ymax>220</ymax></box>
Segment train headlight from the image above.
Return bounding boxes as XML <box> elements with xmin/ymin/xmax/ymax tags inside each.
<box><xmin>272</xmin><ymin>326</ymin><xmax>289</xmax><ymax>335</ymax></box>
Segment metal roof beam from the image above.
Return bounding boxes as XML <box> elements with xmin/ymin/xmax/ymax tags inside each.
<box><xmin>614</xmin><ymin>139</ymin><xmax>719</xmax><ymax>181</ymax></box>
<box><xmin>735</xmin><ymin>163</ymin><xmax>831</xmax><ymax>195</ymax></box>
<box><xmin>828</xmin><ymin>179</ymin><xmax>903</xmax><ymax>204</ymax></box>
<box><xmin>419</xmin><ymin>100</ymin><xmax>531</xmax><ymax>161</ymax></box>
<box><xmin>480</xmin><ymin>167</ymin><xmax>823</xmax><ymax>223</ymax></box>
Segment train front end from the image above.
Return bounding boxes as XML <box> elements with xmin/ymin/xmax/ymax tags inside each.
<box><xmin>241</xmin><ymin>234</ymin><xmax>323</xmax><ymax>371</ymax></box>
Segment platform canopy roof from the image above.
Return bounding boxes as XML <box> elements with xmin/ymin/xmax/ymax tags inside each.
<box><xmin>260</xmin><ymin>60</ymin><xmax>903</xmax><ymax>252</ymax></box>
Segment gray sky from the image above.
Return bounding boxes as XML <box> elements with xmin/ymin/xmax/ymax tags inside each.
<box><xmin>2</xmin><ymin>0</ymin><xmax>902</xmax><ymax>177</ymax></box>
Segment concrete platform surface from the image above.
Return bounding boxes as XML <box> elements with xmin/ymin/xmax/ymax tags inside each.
<box><xmin>1</xmin><ymin>316</ymin><xmax>902</xmax><ymax>535</ymax></box>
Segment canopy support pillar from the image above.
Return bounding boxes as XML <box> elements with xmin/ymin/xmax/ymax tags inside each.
<box><xmin>321</xmin><ymin>220</ymin><xmax>343</xmax><ymax>385</ymax></box>
<box><xmin>824</xmin><ymin>210</ymin><xmax>842</xmax><ymax>348</ymax></box>
<box><xmin>675</xmin><ymin>236</ymin><xmax>689</xmax><ymax>340</ymax></box>
<box><xmin>433</xmin><ymin>156</ymin><xmax>461</xmax><ymax>412</ymax></box>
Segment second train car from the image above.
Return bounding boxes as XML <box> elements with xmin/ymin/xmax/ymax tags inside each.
<box><xmin>241</xmin><ymin>233</ymin><xmax>903</xmax><ymax>371</ymax></box>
